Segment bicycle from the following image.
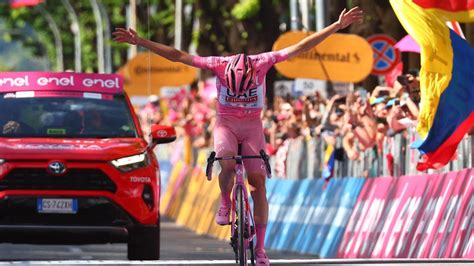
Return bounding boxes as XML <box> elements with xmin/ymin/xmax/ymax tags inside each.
<box><xmin>206</xmin><ymin>143</ymin><xmax>272</xmax><ymax>266</ymax></box>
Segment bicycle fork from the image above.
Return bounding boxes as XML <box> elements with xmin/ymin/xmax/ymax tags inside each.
<box><xmin>230</xmin><ymin>162</ymin><xmax>256</xmax><ymax>265</ymax></box>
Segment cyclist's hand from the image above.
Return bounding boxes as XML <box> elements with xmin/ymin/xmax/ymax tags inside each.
<box><xmin>336</xmin><ymin>6</ymin><xmax>364</xmax><ymax>30</ymax></box>
<box><xmin>113</xmin><ymin>27</ymin><xmax>139</xmax><ymax>45</ymax></box>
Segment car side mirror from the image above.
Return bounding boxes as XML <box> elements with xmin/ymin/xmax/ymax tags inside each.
<box><xmin>150</xmin><ymin>125</ymin><xmax>176</xmax><ymax>144</ymax></box>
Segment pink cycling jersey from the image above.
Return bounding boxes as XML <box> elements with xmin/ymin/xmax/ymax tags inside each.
<box><xmin>192</xmin><ymin>50</ymin><xmax>289</xmax><ymax>175</ymax></box>
<box><xmin>192</xmin><ymin>49</ymin><xmax>289</xmax><ymax>118</ymax></box>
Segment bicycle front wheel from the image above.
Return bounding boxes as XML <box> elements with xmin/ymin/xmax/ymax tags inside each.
<box><xmin>236</xmin><ymin>185</ymin><xmax>247</xmax><ymax>266</ymax></box>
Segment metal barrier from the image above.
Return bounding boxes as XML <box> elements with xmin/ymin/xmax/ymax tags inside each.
<box><xmin>273</xmin><ymin>127</ymin><xmax>473</xmax><ymax>179</ymax></box>
<box><xmin>156</xmin><ymin>127</ymin><xmax>473</xmax><ymax>179</ymax></box>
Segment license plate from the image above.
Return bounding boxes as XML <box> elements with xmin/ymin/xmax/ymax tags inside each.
<box><xmin>37</xmin><ymin>198</ymin><xmax>78</xmax><ymax>214</ymax></box>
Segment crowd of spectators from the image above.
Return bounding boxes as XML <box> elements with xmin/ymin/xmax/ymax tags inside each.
<box><xmin>138</xmin><ymin>71</ymin><xmax>422</xmax><ymax>173</ymax></box>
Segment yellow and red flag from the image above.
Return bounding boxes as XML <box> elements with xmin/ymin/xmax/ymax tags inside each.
<box><xmin>413</xmin><ymin>0</ymin><xmax>474</xmax><ymax>22</ymax></box>
<box><xmin>390</xmin><ymin>0</ymin><xmax>474</xmax><ymax>171</ymax></box>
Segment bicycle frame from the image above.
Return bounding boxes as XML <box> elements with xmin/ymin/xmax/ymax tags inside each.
<box><xmin>206</xmin><ymin>143</ymin><xmax>271</xmax><ymax>265</ymax></box>
<box><xmin>231</xmin><ymin>151</ymin><xmax>256</xmax><ymax>261</ymax></box>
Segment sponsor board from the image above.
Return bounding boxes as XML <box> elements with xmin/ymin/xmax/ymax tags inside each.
<box><xmin>0</xmin><ymin>72</ymin><xmax>122</xmax><ymax>94</ymax></box>
<box><xmin>338</xmin><ymin>169</ymin><xmax>474</xmax><ymax>258</ymax></box>
<box><xmin>273</xmin><ymin>32</ymin><xmax>373</xmax><ymax>82</ymax></box>
<box><xmin>118</xmin><ymin>52</ymin><xmax>197</xmax><ymax>96</ymax></box>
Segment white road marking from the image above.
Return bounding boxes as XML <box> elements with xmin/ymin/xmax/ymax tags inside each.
<box><xmin>0</xmin><ymin>259</ymin><xmax>473</xmax><ymax>265</ymax></box>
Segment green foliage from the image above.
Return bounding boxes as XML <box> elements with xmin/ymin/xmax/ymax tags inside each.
<box><xmin>0</xmin><ymin>0</ymin><xmax>286</xmax><ymax>72</ymax></box>
<box><xmin>0</xmin><ymin>1</ymin><xmax>159</xmax><ymax>72</ymax></box>
<box><xmin>231</xmin><ymin>0</ymin><xmax>260</xmax><ymax>20</ymax></box>
<box><xmin>0</xmin><ymin>6</ymin><xmax>56</xmax><ymax>69</ymax></box>
<box><xmin>0</xmin><ymin>65</ymin><xmax>15</xmax><ymax>71</ymax></box>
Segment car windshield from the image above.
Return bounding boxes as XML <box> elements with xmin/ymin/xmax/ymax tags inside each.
<box><xmin>0</xmin><ymin>93</ymin><xmax>138</xmax><ymax>138</ymax></box>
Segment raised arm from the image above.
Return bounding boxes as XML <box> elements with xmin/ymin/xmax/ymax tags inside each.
<box><xmin>112</xmin><ymin>28</ymin><xmax>194</xmax><ymax>66</ymax></box>
<box><xmin>286</xmin><ymin>6</ymin><xmax>363</xmax><ymax>59</ymax></box>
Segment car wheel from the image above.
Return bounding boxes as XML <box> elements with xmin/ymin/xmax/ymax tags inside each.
<box><xmin>127</xmin><ymin>224</ymin><xmax>160</xmax><ymax>260</ymax></box>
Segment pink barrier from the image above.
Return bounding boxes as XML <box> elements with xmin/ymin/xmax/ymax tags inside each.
<box><xmin>337</xmin><ymin>169</ymin><xmax>473</xmax><ymax>258</ymax></box>
<box><xmin>449</xmin><ymin>169</ymin><xmax>473</xmax><ymax>258</ymax></box>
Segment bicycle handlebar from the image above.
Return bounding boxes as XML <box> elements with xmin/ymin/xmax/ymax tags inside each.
<box><xmin>206</xmin><ymin>151</ymin><xmax>216</xmax><ymax>181</ymax></box>
<box><xmin>205</xmin><ymin>149</ymin><xmax>272</xmax><ymax>181</ymax></box>
<box><xmin>259</xmin><ymin>150</ymin><xmax>272</xmax><ymax>178</ymax></box>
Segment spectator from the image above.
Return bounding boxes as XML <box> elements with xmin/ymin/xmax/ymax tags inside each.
<box><xmin>139</xmin><ymin>95</ymin><xmax>162</xmax><ymax>134</ymax></box>
<box><xmin>137</xmin><ymin>69</ymin><xmax>428</xmax><ymax>179</ymax></box>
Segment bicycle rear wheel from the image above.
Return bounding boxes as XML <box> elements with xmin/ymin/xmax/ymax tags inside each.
<box><xmin>236</xmin><ymin>185</ymin><xmax>247</xmax><ymax>266</ymax></box>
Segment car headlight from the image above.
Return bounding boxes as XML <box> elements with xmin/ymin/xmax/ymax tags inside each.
<box><xmin>0</xmin><ymin>159</ymin><xmax>5</xmax><ymax>165</ymax></box>
<box><xmin>111</xmin><ymin>153</ymin><xmax>149</xmax><ymax>172</ymax></box>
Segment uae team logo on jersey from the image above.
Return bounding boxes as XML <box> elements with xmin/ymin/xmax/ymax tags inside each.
<box><xmin>225</xmin><ymin>88</ymin><xmax>258</xmax><ymax>103</ymax></box>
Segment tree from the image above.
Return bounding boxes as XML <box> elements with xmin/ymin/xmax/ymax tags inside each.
<box><xmin>0</xmin><ymin>0</ymin><xmax>471</xmax><ymax>94</ymax></box>
<box><xmin>0</xmin><ymin>0</ymin><xmax>188</xmax><ymax>73</ymax></box>
<box><xmin>0</xmin><ymin>3</ymin><xmax>56</xmax><ymax>70</ymax></box>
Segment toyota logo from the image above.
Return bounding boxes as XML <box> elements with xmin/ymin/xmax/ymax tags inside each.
<box><xmin>48</xmin><ymin>161</ymin><xmax>66</xmax><ymax>175</ymax></box>
<box><xmin>157</xmin><ymin>130</ymin><xmax>168</xmax><ymax>137</ymax></box>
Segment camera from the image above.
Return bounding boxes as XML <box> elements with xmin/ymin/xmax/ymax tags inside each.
<box><xmin>397</xmin><ymin>75</ymin><xmax>410</xmax><ymax>86</ymax></box>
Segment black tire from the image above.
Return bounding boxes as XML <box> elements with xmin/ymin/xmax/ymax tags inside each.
<box><xmin>127</xmin><ymin>224</ymin><xmax>160</xmax><ymax>260</ymax></box>
<box><xmin>249</xmin><ymin>239</ymin><xmax>255</xmax><ymax>266</ymax></box>
<box><xmin>237</xmin><ymin>185</ymin><xmax>247</xmax><ymax>266</ymax></box>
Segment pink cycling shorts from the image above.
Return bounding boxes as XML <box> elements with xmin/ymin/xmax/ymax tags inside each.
<box><xmin>214</xmin><ymin>115</ymin><xmax>266</xmax><ymax>176</ymax></box>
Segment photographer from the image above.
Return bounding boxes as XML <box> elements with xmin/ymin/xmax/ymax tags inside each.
<box><xmin>395</xmin><ymin>71</ymin><xmax>420</xmax><ymax>119</ymax></box>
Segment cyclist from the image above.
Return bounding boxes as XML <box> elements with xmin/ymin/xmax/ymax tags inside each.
<box><xmin>113</xmin><ymin>6</ymin><xmax>363</xmax><ymax>264</ymax></box>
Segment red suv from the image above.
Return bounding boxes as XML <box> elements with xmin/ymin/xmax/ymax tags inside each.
<box><xmin>0</xmin><ymin>72</ymin><xmax>175</xmax><ymax>260</ymax></box>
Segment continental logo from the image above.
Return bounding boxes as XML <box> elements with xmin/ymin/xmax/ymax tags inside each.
<box><xmin>134</xmin><ymin>66</ymin><xmax>184</xmax><ymax>75</ymax></box>
<box><xmin>272</xmin><ymin>32</ymin><xmax>373</xmax><ymax>82</ymax></box>
<box><xmin>119</xmin><ymin>52</ymin><xmax>197</xmax><ymax>92</ymax></box>
<box><xmin>295</xmin><ymin>51</ymin><xmax>361</xmax><ymax>63</ymax></box>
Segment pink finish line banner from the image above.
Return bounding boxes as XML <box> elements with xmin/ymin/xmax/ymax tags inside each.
<box><xmin>337</xmin><ymin>169</ymin><xmax>473</xmax><ymax>258</ymax></box>
<box><xmin>0</xmin><ymin>72</ymin><xmax>123</xmax><ymax>94</ymax></box>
